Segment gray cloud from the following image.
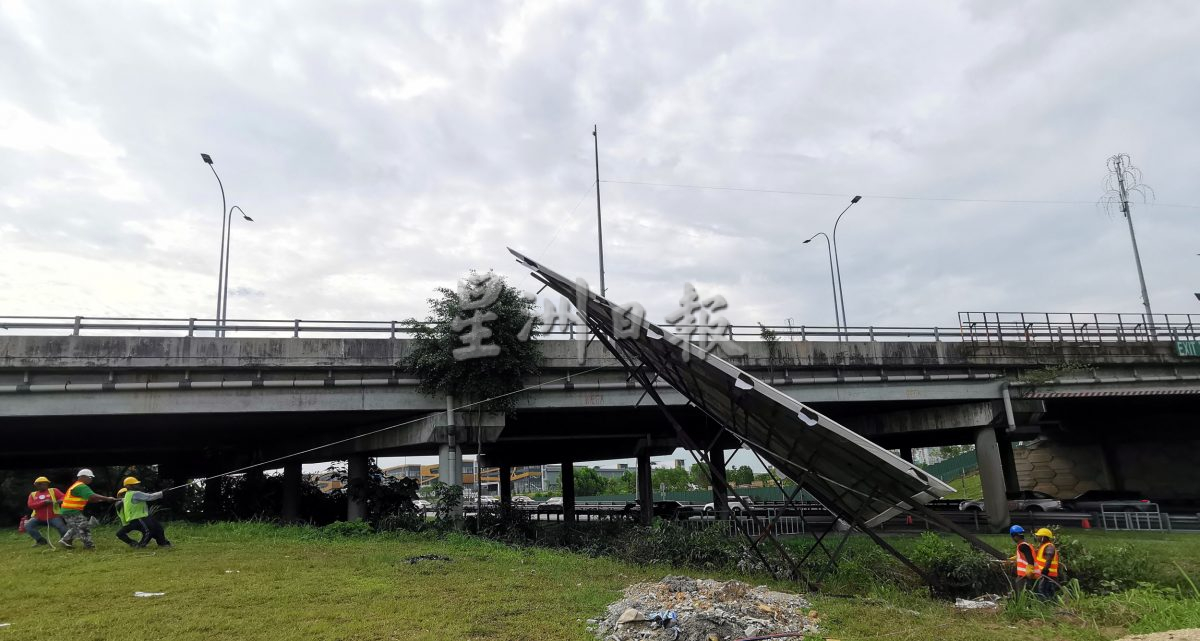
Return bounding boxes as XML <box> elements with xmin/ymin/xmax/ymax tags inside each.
<box><xmin>2</xmin><ymin>1</ymin><xmax>1198</xmax><ymax>332</ymax></box>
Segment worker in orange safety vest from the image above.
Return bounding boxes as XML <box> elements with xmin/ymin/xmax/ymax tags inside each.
<box><xmin>1008</xmin><ymin>524</ymin><xmax>1038</xmax><ymax>593</ymax></box>
<box><xmin>1033</xmin><ymin>527</ymin><xmax>1061</xmax><ymax>600</ymax></box>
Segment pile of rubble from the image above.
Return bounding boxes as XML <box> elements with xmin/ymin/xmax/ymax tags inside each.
<box><xmin>590</xmin><ymin>576</ymin><xmax>819</xmax><ymax>641</ymax></box>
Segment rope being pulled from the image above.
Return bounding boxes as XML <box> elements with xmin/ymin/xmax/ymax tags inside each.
<box><xmin>161</xmin><ymin>367</ymin><xmax>605</xmax><ymax>492</ymax></box>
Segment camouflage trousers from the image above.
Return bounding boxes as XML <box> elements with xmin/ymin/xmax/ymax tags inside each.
<box><xmin>61</xmin><ymin>513</ymin><xmax>94</xmax><ymax>548</ymax></box>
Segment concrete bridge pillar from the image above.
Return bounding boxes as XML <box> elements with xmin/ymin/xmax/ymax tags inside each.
<box><xmin>499</xmin><ymin>465</ymin><xmax>512</xmax><ymax>515</ymax></box>
<box><xmin>347</xmin><ymin>454</ymin><xmax>368</xmax><ymax>521</ymax></box>
<box><xmin>561</xmin><ymin>461</ymin><xmax>575</xmax><ymax>525</ymax></box>
<box><xmin>637</xmin><ymin>449</ymin><xmax>653</xmax><ymax>526</ymax></box>
<box><xmin>708</xmin><ymin>448</ymin><xmax>729</xmax><ymax>519</ymax></box>
<box><xmin>998</xmin><ymin>440</ymin><xmax>1020</xmax><ymax>492</ymax></box>
<box><xmin>974</xmin><ymin>426</ymin><xmax>1010</xmax><ymax>532</ymax></box>
<box><xmin>282</xmin><ymin>461</ymin><xmax>301</xmax><ymax>522</ymax></box>
<box><xmin>899</xmin><ymin>447</ymin><xmax>914</xmax><ymax>463</ymax></box>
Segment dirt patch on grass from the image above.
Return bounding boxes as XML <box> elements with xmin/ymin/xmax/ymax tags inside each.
<box><xmin>1117</xmin><ymin>629</ymin><xmax>1200</xmax><ymax>641</ymax></box>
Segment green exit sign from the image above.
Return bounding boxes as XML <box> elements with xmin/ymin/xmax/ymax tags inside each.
<box><xmin>1177</xmin><ymin>341</ymin><xmax>1200</xmax><ymax>357</ymax></box>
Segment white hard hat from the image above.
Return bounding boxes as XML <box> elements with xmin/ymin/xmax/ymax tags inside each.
<box><xmin>77</xmin><ymin>468</ymin><xmax>95</xmax><ymax>478</ymax></box>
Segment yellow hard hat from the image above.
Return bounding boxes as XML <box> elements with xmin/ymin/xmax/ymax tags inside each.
<box><xmin>1035</xmin><ymin>527</ymin><xmax>1054</xmax><ymax>539</ymax></box>
<box><xmin>34</xmin><ymin>476</ymin><xmax>51</xmax><ymax>484</ymax></box>
<box><xmin>123</xmin><ymin>476</ymin><xmax>140</xmax><ymax>486</ymax></box>
<box><xmin>117</xmin><ymin>488</ymin><xmax>128</xmax><ymax>496</ymax></box>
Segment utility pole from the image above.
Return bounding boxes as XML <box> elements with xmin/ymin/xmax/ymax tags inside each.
<box><xmin>593</xmin><ymin>125</ymin><xmax>606</xmax><ymax>297</ymax></box>
<box><xmin>1106</xmin><ymin>154</ymin><xmax>1155</xmax><ymax>330</ymax></box>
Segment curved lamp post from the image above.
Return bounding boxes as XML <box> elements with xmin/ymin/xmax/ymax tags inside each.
<box><xmin>831</xmin><ymin>195</ymin><xmax>863</xmax><ymax>337</ymax></box>
<box><xmin>201</xmin><ymin>153</ymin><xmax>225</xmax><ymax>336</ymax></box>
<box><xmin>803</xmin><ymin>232</ymin><xmax>840</xmax><ymax>334</ymax></box>
<box><xmin>220</xmin><ymin>205</ymin><xmax>254</xmax><ymax>336</ymax></box>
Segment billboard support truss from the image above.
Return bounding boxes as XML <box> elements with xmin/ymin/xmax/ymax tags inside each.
<box><xmin>510</xmin><ymin>249</ymin><xmax>1004</xmax><ymax>589</ymax></box>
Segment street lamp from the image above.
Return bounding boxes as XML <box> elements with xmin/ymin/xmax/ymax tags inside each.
<box><xmin>201</xmin><ymin>153</ymin><xmax>226</xmax><ymax>336</ymax></box>
<box><xmin>802</xmin><ymin>232</ymin><xmax>840</xmax><ymax>333</ymax></box>
<box><xmin>220</xmin><ymin>205</ymin><xmax>254</xmax><ymax>335</ymax></box>
<box><xmin>831</xmin><ymin>195</ymin><xmax>863</xmax><ymax>337</ymax></box>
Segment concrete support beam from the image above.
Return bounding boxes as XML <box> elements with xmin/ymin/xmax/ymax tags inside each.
<box><xmin>305</xmin><ymin>410</ymin><xmax>505</xmax><ymax>462</ymax></box>
<box><xmin>499</xmin><ymin>465</ymin><xmax>512</xmax><ymax>515</ymax></box>
<box><xmin>282</xmin><ymin>461</ymin><xmax>301</xmax><ymax>522</ymax></box>
<box><xmin>709</xmin><ymin>448</ymin><xmax>729</xmax><ymax>519</ymax></box>
<box><xmin>347</xmin><ymin>454</ymin><xmax>368</xmax><ymax>521</ymax></box>
<box><xmin>998</xmin><ymin>440</ymin><xmax>1019</xmax><ymax>492</ymax></box>
<box><xmin>900</xmin><ymin>447</ymin><xmax>914</xmax><ymax>463</ymax></box>
<box><xmin>561</xmin><ymin>461</ymin><xmax>575</xmax><ymax>525</ymax></box>
<box><xmin>1101</xmin><ymin>441</ymin><xmax>1124</xmax><ymax>491</ymax></box>
<box><xmin>975</xmin><ymin>427</ymin><xmax>1010</xmax><ymax>532</ymax></box>
<box><xmin>637</xmin><ymin>449</ymin><xmax>653</xmax><ymax>526</ymax></box>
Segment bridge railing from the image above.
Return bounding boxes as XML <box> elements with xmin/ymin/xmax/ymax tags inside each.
<box><xmin>958</xmin><ymin>312</ymin><xmax>1200</xmax><ymax>344</ymax></box>
<box><xmin>1</xmin><ymin>313</ymin><xmax>1198</xmax><ymax>343</ymax></box>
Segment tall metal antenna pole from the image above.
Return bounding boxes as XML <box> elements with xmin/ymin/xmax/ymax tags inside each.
<box><xmin>1113</xmin><ymin>154</ymin><xmax>1155</xmax><ymax>329</ymax></box>
<box><xmin>593</xmin><ymin>125</ymin><xmax>606</xmax><ymax>297</ymax></box>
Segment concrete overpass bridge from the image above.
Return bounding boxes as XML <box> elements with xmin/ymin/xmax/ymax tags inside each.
<box><xmin>2</xmin><ymin>312</ymin><xmax>1199</xmax><ymax>527</ymax></box>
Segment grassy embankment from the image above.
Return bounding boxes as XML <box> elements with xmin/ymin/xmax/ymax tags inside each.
<box><xmin>1</xmin><ymin>523</ymin><xmax>1197</xmax><ymax>641</ymax></box>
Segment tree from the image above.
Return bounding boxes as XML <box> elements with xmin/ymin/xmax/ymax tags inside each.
<box><xmin>730</xmin><ymin>465</ymin><xmax>755</xmax><ymax>487</ymax></box>
<box><xmin>605</xmin><ymin>470</ymin><xmax>636</xmax><ymax>494</ymax></box>
<box><xmin>402</xmin><ymin>272</ymin><xmax>540</xmax><ymax>411</ymax></box>
<box><xmin>573</xmin><ymin>467</ymin><xmax>607</xmax><ymax>497</ymax></box>
<box><xmin>331</xmin><ymin>459</ymin><xmax>420</xmax><ymax>527</ymax></box>
<box><xmin>934</xmin><ymin>445</ymin><xmax>971</xmax><ymax>462</ymax></box>
<box><xmin>689</xmin><ymin>463</ymin><xmax>711</xmax><ymax>489</ymax></box>
<box><xmin>651</xmin><ymin>467</ymin><xmax>691</xmax><ymax>493</ymax></box>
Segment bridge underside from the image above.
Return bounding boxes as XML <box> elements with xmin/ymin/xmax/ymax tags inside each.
<box><xmin>2</xmin><ymin>335</ymin><xmax>1199</xmax><ymax>528</ymax></box>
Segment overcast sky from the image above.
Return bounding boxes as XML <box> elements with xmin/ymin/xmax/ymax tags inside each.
<box><xmin>3</xmin><ymin>1</ymin><xmax>1198</xmax><ymax>332</ymax></box>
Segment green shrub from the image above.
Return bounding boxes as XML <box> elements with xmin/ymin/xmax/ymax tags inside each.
<box><xmin>908</xmin><ymin>532</ymin><xmax>1008</xmax><ymax>598</ymax></box>
<box><xmin>317</xmin><ymin>520</ymin><xmax>374</xmax><ymax>538</ymax></box>
<box><xmin>611</xmin><ymin>521</ymin><xmax>742</xmax><ymax>571</ymax></box>
<box><xmin>1055</xmin><ymin>532</ymin><xmax>1151</xmax><ymax>594</ymax></box>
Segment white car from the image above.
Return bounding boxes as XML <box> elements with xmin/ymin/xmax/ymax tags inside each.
<box><xmin>702</xmin><ymin>496</ymin><xmax>755</xmax><ymax>515</ymax></box>
<box><xmin>959</xmin><ymin>491</ymin><xmax>1062</xmax><ymax>513</ymax></box>
<box><xmin>511</xmin><ymin>496</ymin><xmax>536</xmax><ymax>507</ymax></box>
<box><xmin>413</xmin><ymin>499</ymin><xmax>431</xmax><ymax>512</ymax></box>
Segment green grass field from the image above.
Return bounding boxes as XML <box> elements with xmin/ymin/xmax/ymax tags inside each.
<box><xmin>944</xmin><ymin>469</ymin><xmax>984</xmax><ymax>499</ymax></box>
<box><xmin>1</xmin><ymin>523</ymin><xmax>1197</xmax><ymax>641</ymax></box>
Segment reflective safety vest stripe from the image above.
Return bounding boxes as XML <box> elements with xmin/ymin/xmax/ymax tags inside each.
<box><xmin>1036</xmin><ymin>542</ymin><xmax>1059</xmax><ymax>578</ymax></box>
<box><xmin>123</xmin><ymin>492</ymin><xmax>149</xmax><ymax>522</ymax></box>
<box><xmin>1015</xmin><ymin>541</ymin><xmax>1035</xmax><ymax>577</ymax></box>
<box><xmin>61</xmin><ymin>482</ymin><xmax>89</xmax><ymax>512</ymax></box>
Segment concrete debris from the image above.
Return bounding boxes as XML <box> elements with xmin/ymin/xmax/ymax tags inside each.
<box><xmin>953</xmin><ymin>594</ymin><xmax>1002</xmax><ymax>610</ymax></box>
<box><xmin>618</xmin><ymin>608</ymin><xmax>646</xmax><ymax>624</ymax></box>
<box><xmin>592</xmin><ymin>576</ymin><xmax>818</xmax><ymax>641</ymax></box>
<box><xmin>405</xmin><ymin>554</ymin><xmax>452</xmax><ymax>564</ymax></box>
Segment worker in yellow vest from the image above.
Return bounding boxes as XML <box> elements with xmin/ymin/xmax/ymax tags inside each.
<box><xmin>26</xmin><ymin>476</ymin><xmax>68</xmax><ymax>547</ymax></box>
<box><xmin>1033</xmin><ymin>527</ymin><xmax>1061</xmax><ymax>600</ymax></box>
<box><xmin>114</xmin><ymin>488</ymin><xmax>131</xmax><ymax>524</ymax></box>
<box><xmin>1007</xmin><ymin>525</ymin><xmax>1038</xmax><ymax>592</ymax></box>
<box><xmin>59</xmin><ymin>469</ymin><xmax>121</xmax><ymax>549</ymax></box>
<box><xmin>117</xmin><ymin>477</ymin><xmax>171</xmax><ymax>548</ymax></box>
